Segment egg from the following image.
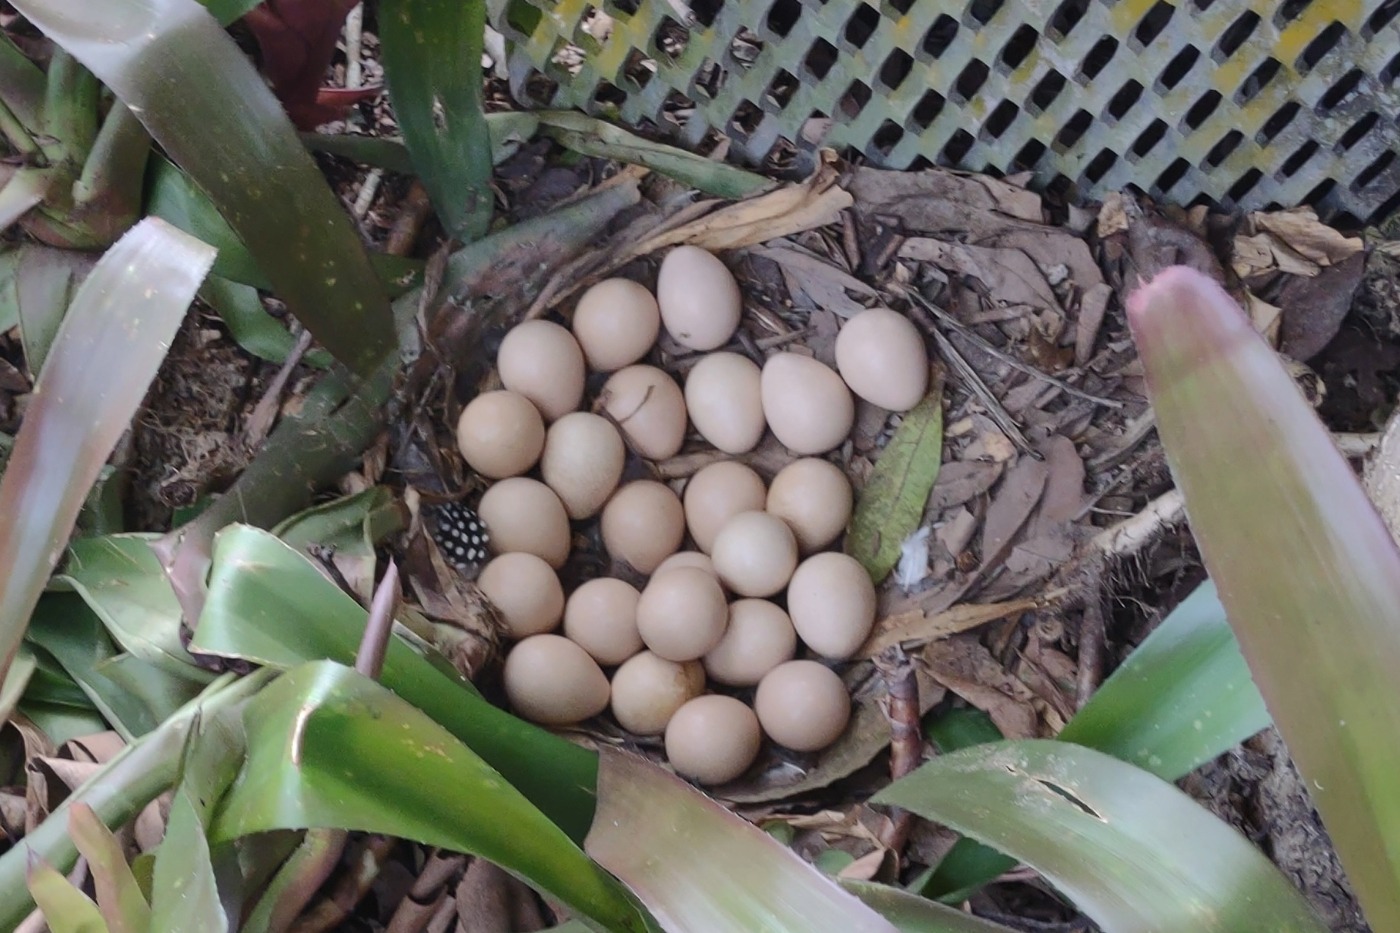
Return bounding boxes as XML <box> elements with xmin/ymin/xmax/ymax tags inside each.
<box><xmin>497</xmin><ymin>319</ymin><xmax>586</xmax><ymax>421</ymax></box>
<box><xmin>476</xmin><ymin>553</ymin><xmax>564</xmax><ymax>638</ymax></box>
<box><xmin>598</xmin><ymin>365</ymin><xmax>688</xmax><ymax>461</ymax></box>
<box><xmin>754</xmin><ymin>660</ymin><xmax>850</xmax><ymax>752</ymax></box>
<box><xmin>571</xmin><ymin>278</ymin><xmax>661</xmax><ymax>371</ymax></box>
<box><xmin>703</xmin><ymin>599</ymin><xmax>798</xmax><ymax>687</ymax></box>
<box><xmin>636</xmin><ymin>567</ymin><xmax>729</xmax><ymax>661</ymax></box>
<box><xmin>540</xmin><ymin>412</ymin><xmax>626</xmax><ymax>520</ymax></box>
<box><xmin>710</xmin><ymin>511</ymin><xmax>798</xmax><ymax>598</ymax></box>
<box><xmin>785</xmin><ymin>552</ymin><xmax>876</xmax><ymax>659</ymax></box>
<box><xmin>503</xmin><ymin>634</ymin><xmax>610</xmax><ymax>725</ymax></box>
<box><xmin>760</xmin><ymin>352</ymin><xmax>855</xmax><ymax>454</ymax></box>
<box><xmin>766</xmin><ymin>458</ymin><xmax>853</xmax><ymax>553</ymax></box>
<box><xmin>563</xmin><ymin>577</ymin><xmax>643</xmax><ymax>665</ymax></box>
<box><xmin>455</xmin><ymin>390</ymin><xmax>545</xmax><ymax>479</ymax></box>
<box><xmin>665</xmin><ymin>695</ymin><xmax>762</xmax><ymax>785</ymax></box>
<box><xmin>477</xmin><ymin>477</ymin><xmax>572</xmax><ymax>569</ymax></box>
<box><xmin>683</xmin><ymin>352</ymin><xmax>765</xmax><ymax>454</ymax></box>
<box><xmin>610</xmin><ymin>651</ymin><xmax>706</xmax><ymax>735</ymax></box>
<box><xmin>656</xmin><ymin>246</ymin><xmax>742</xmax><ymax>351</ymax></box>
<box><xmin>834</xmin><ymin>307</ymin><xmax>928</xmax><ymax>411</ymax></box>
<box><xmin>600</xmin><ymin>480</ymin><xmax>685</xmax><ymax>574</ymax></box>
<box><xmin>682</xmin><ymin>461</ymin><xmax>767</xmax><ymax>554</ymax></box>
<box><xmin>653</xmin><ymin>550</ymin><xmax>716</xmax><ymax>577</ymax></box>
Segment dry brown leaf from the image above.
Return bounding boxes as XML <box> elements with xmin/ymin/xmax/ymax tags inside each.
<box><xmin>848</xmin><ymin>166</ymin><xmax>1044</xmax><ymax>232</ymax></box>
<box><xmin>1096</xmin><ymin>192</ymin><xmax>1128</xmax><ymax>237</ymax></box>
<box><xmin>927</xmin><ymin>460</ymin><xmax>1003</xmax><ymax>512</ymax></box>
<box><xmin>626</xmin><ymin>151</ymin><xmax>852</xmax><ymax>256</ymax></box>
<box><xmin>920</xmin><ymin>636</ymin><xmax>1040</xmax><ymax>739</ymax></box>
<box><xmin>858</xmin><ymin>595</ymin><xmax>1045</xmax><ymax>658</ymax></box>
<box><xmin>752</xmin><ymin>244</ymin><xmax>875</xmax><ymax>319</ymax></box>
<box><xmin>1251</xmin><ymin>207</ymin><xmax>1364</xmax><ymax>269</ymax></box>
<box><xmin>1074</xmin><ymin>282</ymin><xmax>1113</xmax><ymax>366</ymax></box>
<box><xmin>980</xmin><ymin>456</ymin><xmax>1049</xmax><ymax>559</ymax></box>
<box><xmin>898</xmin><ymin>240</ymin><xmax>1065</xmax><ymax>322</ymax></box>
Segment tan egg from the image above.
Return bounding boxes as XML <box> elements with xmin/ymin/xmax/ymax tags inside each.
<box><xmin>684</xmin><ymin>352</ymin><xmax>765</xmax><ymax>454</ymax></box>
<box><xmin>477</xmin><ymin>553</ymin><xmax>564</xmax><ymax>638</ymax></box>
<box><xmin>636</xmin><ymin>567</ymin><xmax>729</xmax><ymax>661</ymax></box>
<box><xmin>598</xmin><ymin>365</ymin><xmax>688</xmax><ymax>461</ymax></box>
<box><xmin>656</xmin><ymin>246</ymin><xmax>742</xmax><ymax>351</ymax></box>
<box><xmin>540</xmin><ymin>412</ymin><xmax>626</xmax><ymax>519</ymax></box>
<box><xmin>710</xmin><ymin>511</ymin><xmax>798</xmax><ymax>598</ymax></box>
<box><xmin>682</xmin><ymin>461</ymin><xmax>767</xmax><ymax>554</ymax></box>
<box><xmin>754</xmin><ymin>660</ymin><xmax>850</xmax><ymax>752</ymax></box>
<box><xmin>610</xmin><ymin>651</ymin><xmax>705</xmax><ymax>735</ymax></box>
<box><xmin>786</xmin><ymin>552</ymin><xmax>876</xmax><ymax>660</ymax></box>
<box><xmin>503</xmin><ymin>634</ymin><xmax>610</xmax><ymax>725</ymax></box>
<box><xmin>703</xmin><ymin>599</ymin><xmax>798</xmax><ymax>687</ymax></box>
<box><xmin>563</xmin><ymin>577</ymin><xmax>643</xmax><ymax>666</ymax></box>
<box><xmin>600</xmin><ymin>480</ymin><xmax>685</xmax><ymax>574</ymax></box>
<box><xmin>760</xmin><ymin>353</ymin><xmax>855</xmax><ymax>455</ymax></box>
<box><xmin>766</xmin><ymin>458</ymin><xmax>854</xmax><ymax>553</ymax></box>
<box><xmin>653</xmin><ymin>550</ymin><xmax>716</xmax><ymax>577</ymax></box>
<box><xmin>665</xmin><ymin>695</ymin><xmax>762</xmax><ymax>785</ymax></box>
<box><xmin>498</xmin><ymin>320</ymin><xmax>586</xmax><ymax>421</ymax></box>
<box><xmin>477</xmin><ymin>478</ymin><xmax>571</xmax><ymax>569</ymax></box>
<box><xmin>571</xmin><ymin>278</ymin><xmax>661</xmax><ymax>372</ymax></box>
<box><xmin>834</xmin><ymin>307</ymin><xmax>928</xmax><ymax>411</ymax></box>
<box><xmin>455</xmin><ymin>390</ymin><xmax>545</xmax><ymax>480</ymax></box>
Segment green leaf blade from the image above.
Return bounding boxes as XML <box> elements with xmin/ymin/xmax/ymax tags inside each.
<box><xmin>0</xmin><ymin>217</ymin><xmax>211</xmax><ymax>680</ymax></box>
<box><xmin>1129</xmin><ymin>265</ymin><xmax>1400</xmax><ymax>929</ymax></box>
<box><xmin>379</xmin><ymin>0</ymin><xmax>493</xmax><ymax>241</ymax></box>
<box><xmin>13</xmin><ymin>0</ymin><xmax>397</xmax><ymax>377</ymax></box>
<box><xmin>216</xmin><ymin>662</ymin><xmax>650</xmax><ymax>933</ymax></box>
<box><xmin>68</xmin><ymin>803</ymin><xmax>151</xmax><ymax>933</ymax></box>
<box><xmin>847</xmin><ymin>387</ymin><xmax>944</xmax><ymax>583</ymax></box>
<box><xmin>876</xmin><ymin>740</ymin><xmax>1326</xmax><ymax>933</ymax></box>
<box><xmin>586</xmin><ymin>748</ymin><xmax>897</xmax><ymax>933</ymax></box>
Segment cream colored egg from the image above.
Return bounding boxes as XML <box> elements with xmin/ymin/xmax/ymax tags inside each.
<box><xmin>834</xmin><ymin>307</ymin><xmax>928</xmax><ymax>411</ymax></box>
<box><xmin>477</xmin><ymin>553</ymin><xmax>564</xmax><ymax>638</ymax></box>
<box><xmin>571</xmin><ymin>278</ymin><xmax>661</xmax><ymax>372</ymax></box>
<box><xmin>477</xmin><ymin>478</ymin><xmax>571</xmax><ymax>569</ymax></box>
<box><xmin>610</xmin><ymin>651</ymin><xmax>705</xmax><ymax>735</ymax></box>
<box><xmin>598</xmin><ymin>365</ymin><xmax>688</xmax><ymax>461</ymax></box>
<box><xmin>540</xmin><ymin>412</ymin><xmax>626</xmax><ymax>520</ymax></box>
<box><xmin>703</xmin><ymin>599</ymin><xmax>798</xmax><ymax>687</ymax></box>
<box><xmin>766</xmin><ymin>458</ymin><xmax>853</xmax><ymax>553</ymax></box>
<box><xmin>635</xmin><ymin>567</ymin><xmax>728</xmax><ymax>661</ymax></box>
<box><xmin>653</xmin><ymin>550</ymin><xmax>716</xmax><ymax>577</ymax></box>
<box><xmin>498</xmin><ymin>320</ymin><xmax>586</xmax><ymax>421</ymax></box>
<box><xmin>682</xmin><ymin>461</ymin><xmax>767</xmax><ymax>554</ymax></box>
<box><xmin>754</xmin><ymin>660</ymin><xmax>850</xmax><ymax>752</ymax></box>
<box><xmin>684</xmin><ymin>352</ymin><xmax>765</xmax><ymax>454</ymax></box>
<box><xmin>600</xmin><ymin>480</ymin><xmax>685</xmax><ymax>574</ymax></box>
<box><xmin>563</xmin><ymin>577</ymin><xmax>643</xmax><ymax>666</ymax></box>
<box><xmin>503</xmin><ymin>634</ymin><xmax>610</xmax><ymax>725</ymax></box>
<box><xmin>785</xmin><ymin>552</ymin><xmax>876</xmax><ymax>659</ymax></box>
<box><xmin>656</xmin><ymin>246</ymin><xmax>742</xmax><ymax>351</ymax></box>
<box><xmin>455</xmin><ymin>390</ymin><xmax>545</xmax><ymax>479</ymax></box>
<box><xmin>665</xmin><ymin>695</ymin><xmax>762</xmax><ymax>785</ymax></box>
<box><xmin>710</xmin><ymin>511</ymin><xmax>798</xmax><ymax>598</ymax></box>
<box><xmin>760</xmin><ymin>353</ymin><xmax>855</xmax><ymax>454</ymax></box>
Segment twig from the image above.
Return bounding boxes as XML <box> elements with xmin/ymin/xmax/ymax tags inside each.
<box><xmin>344</xmin><ymin>4</ymin><xmax>365</xmax><ymax>89</ymax></box>
<box><xmin>1075</xmin><ymin>593</ymin><xmax>1106</xmax><ymax>709</ymax></box>
<box><xmin>241</xmin><ymin>328</ymin><xmax>314</xmax><ymax>452</ymax></box>
<box><xmin>906</xmin><ymin>289</ymin><xmax>1122</xmax><ymax>409</ymax></box>
<box><xmin>290</xmin><ymin>835</ymin><xmax>399</xmax><ymax>933</ymax></box>
<box><xmin>353</xmin><ymin>168</ymin><xmax>384</xmax><ymax>219</ymax></box>
<box><xmin>1091</xmin><ymin>488</ymin><xmax>1185</xmax><ymax>560</ymax></box>
<box><xmin>874</xmin><ymin>647</ymin><xmax>921</xmax><ymax>859</ymax></box>
<box><xmin>906</xmin><ymin>300</ymin><xmax>1037</xmax><ymax>458</ymax></box>
<box><xmin>356</xmin><ymin>560</ymin><xmax>400</xmax><ymax>680</ymax></box>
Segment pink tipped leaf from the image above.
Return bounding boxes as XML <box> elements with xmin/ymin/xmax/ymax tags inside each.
<box><xmin>1128</xmin><ymin>265</ymin><xmax>1400</xmax><ymax>929</ymax></box>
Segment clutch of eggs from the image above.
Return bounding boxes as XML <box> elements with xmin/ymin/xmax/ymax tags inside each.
<box><xmin>456</xmin><ymin>245</ymin><xmax>926</xmax><ymax>786</ymax></box>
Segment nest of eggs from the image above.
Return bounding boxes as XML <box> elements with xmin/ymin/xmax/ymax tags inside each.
<box><xmin>447</xmin><ymin>244</ymin><xmax>929</xmax><ymax>787</ymax></box>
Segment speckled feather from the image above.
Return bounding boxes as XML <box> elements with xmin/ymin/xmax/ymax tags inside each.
<box><xmin>427</xmin><ymin>501</ymin><xmax>490</xmax><ymax>568</ymax></box>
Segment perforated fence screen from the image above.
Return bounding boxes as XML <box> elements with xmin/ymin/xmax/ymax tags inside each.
<box><xmin>488</xmin><ymin>0</ymin><xmax>1400</xmax><ymax>225</ymax></box>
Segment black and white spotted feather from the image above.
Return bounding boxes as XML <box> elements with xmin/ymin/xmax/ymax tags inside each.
<box><xmin>426</xmin><ymin>501</ymin><xmax>490</xmax><ymax>569</ymax></box>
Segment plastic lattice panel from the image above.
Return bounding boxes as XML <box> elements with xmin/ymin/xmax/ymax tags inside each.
<box><xmin>489</xmin><ymin>0</ymin><xmax>1400</xmax><ymax>224</ymax></box>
